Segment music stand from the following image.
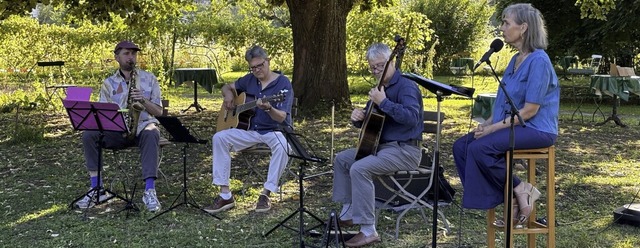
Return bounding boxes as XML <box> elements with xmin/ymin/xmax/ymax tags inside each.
<box><xmin>402</xmin><ymin>73</ymin><xmax>474</xmax><ymax>248</ymax></box>
<box><xmin>263</xmin><ymin>125</ymin><xmax>327</xmax><ymax>248</ymax></box>
<box><xmin>148</xmin><ymin>116</ymin><xmax>221</xmax><ymax>221</ymax></box>
<box><xmin>64</xmin><ymin>100</ymin><xmax>138</xmax><ymax>214</ymax></box>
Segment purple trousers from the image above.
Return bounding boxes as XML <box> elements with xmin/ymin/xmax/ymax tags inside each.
<box><xmin>452</xmin><ymin>125</ymin><xmax>555</xmax><ymax>209</ymax></box>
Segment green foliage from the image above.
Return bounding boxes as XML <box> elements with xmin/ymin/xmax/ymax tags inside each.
<box><xmin>0</xmin><ymin>0</ymin><xmax>47</xmax><ymax>19</ymax></box>
<box><xmin>0</xmin><ymin>15</ymin><xmax>115</xmax><ymax>76</ymax></box>
<box><xmin>409</xmin><ymin>0</ymin><xmax>494</xmax><ymax>74</ymax></box>
<box><xmin>346</xmin><ymin>5</ymin><xmax>432</xmax><ymax>74</ymax></box>
<box><xmin>9</xmin><ymin>117</ymin><xmax>45</xmax><ymax>144</ymax></box>
<box><xmin>0</xmin><ymin>90</ymin><xmax>47</xmax><ymax>144</ymax></box>
<box><xmin>496</xmin><ymin>0</ymin><xmax>639</xmax><ymax>66</ymax></box>
<box><xmin>575</xmin><ymin>0</ymin><xmax>617</xmax><ymax>20</ymax></box>
<box><xmin>188</xmin><ymin>0</ymin><xmax>294</xmax><ymax>73</ymax></box>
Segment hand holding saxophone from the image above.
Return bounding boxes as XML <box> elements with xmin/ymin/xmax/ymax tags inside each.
<box><xmin>128</xmin><ymin>88</ymin><xmax>146</xmax><ymax>103</ymax></box>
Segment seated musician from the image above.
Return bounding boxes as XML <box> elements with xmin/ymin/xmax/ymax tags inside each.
<box><xmin>452</xmin><ymin>3</ymin><xmax>559</xmax><ymax>227</ymax></box>
<box><xmin>204</xmin><ymin>45</ymin><xmax>294</xmax><ymax>214</ymax></box>
<box><xmin>332</xmin><ymin>43</ymin><xmax>424</xmax><ymax>247</ymax></box>
<box><xmin>78</xmin><ymin>40</ymin><xmax>164</xmax><ymax>212</ymax></box>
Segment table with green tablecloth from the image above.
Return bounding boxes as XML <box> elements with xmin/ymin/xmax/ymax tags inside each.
<box><xmin>558</xmin><ymin>56</ymin><xmax>577</xmax><ymax>80</ymax></box>
<box><xmin>471</xmin><ymin>93</ymin><xmax>497</xmax><ymax>123</ymax></box>
<box><xmin>173</xmin><ymin>68</ymin><xmax>217</xmax><ymax>112</ymax></box>
<box><xmin>590</xmin><ymin>75</ymin><xmax>640</xmax><ymax>127</ymax></box>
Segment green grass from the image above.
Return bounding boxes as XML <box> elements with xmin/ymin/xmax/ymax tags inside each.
<box><xmin>1</xmin><ymin>73</ymin><xmax>640</xmax><ymax>247</ymax></box>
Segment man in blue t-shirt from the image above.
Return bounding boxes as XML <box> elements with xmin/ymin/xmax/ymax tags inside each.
<box><xmin>205</xmin><ymin>45</ymin><xmax>294</xmax><ymax>214</ymax></box>
<box><xmin>332</xmin><ymin>43</ymin><xmax>424</xmax><ymax>247</ymax></box>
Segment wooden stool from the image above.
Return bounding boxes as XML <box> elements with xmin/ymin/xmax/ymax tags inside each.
<box><xmin>487</xmin><ymin>146</ymin><xmax>556</xmax><ymax>248</ymax></box>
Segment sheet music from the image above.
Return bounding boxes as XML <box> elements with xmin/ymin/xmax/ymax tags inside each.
<box><xmin>280</xmin><ymin>125</ymin><xmax>327</xmax><ymax>163</ymax></box>
<box><xmin>403</xmin><ymin>72</ymin><xmax>475</xmax><ymax>98</ymax></box>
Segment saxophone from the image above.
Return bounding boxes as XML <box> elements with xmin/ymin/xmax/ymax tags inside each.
<box><xmin>125</xmin><ymin>61</ymin><xmax>145</xmax><ymax>141</ymax></box>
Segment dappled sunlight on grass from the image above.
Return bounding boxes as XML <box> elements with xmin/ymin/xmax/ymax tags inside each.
<box><xmin>2</xmin><ymin>72</ymin><xmax>640</xmax><ymax>247</ymax></box>
<box><xmin>6</xmin><ymin>204</ymin><xmax>66</xmax><ymax>228</ymax></box>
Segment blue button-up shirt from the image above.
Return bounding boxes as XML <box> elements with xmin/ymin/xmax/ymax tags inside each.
<box><xmin>234</xmin><ymin>72</ymin><xmax>294</xmax><ymax>134</ymax></box>
<box><xmin>354</xmin><ymin>69</ymin><xmax>423</xmax><ymax>143</ymax></box>
<box><xmin>495</xmin><ymin>49</ymin><xmax>559</xmax><ymax>135</ymax></box>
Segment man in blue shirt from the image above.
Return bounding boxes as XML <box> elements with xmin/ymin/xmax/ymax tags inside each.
<box><xmin>204</xmin><ymin>46</ymin><xmax>294</xmax><ymax>214</ymax></box>
<box><xmin>332</xmin><ymin>43</ymin><xmax>424</xmax><ymax>247</ymax></box>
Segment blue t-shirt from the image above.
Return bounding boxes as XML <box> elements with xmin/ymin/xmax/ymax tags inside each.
<box><xmin>234</xmin><ymin>72</ymin><xmax>294</xmax><ymax>134</ymax></box>
<box><xmin>356</xmin><ymin>69</ymin><xmax>424</xmax><ymax>143</ymax></box>
<box><xmin>493</xmin><ymin>49</ymin><xmax>559</xmax><ymax>135</ymax></box>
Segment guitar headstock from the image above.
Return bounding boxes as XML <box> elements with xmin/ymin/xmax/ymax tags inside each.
<box><xmin>266</xmin><ymin>89</ymin><xmax>288</xmax><ymax>103</ymax></box>
<box><xmin>391</xmin><ymin>35</ymin><xmax>406</xmax><ymax>60</ymax></box>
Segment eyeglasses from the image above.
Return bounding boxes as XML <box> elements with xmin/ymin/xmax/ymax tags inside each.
<box><xmin>369</xmin><ymin>62</ymin><xmax>387</xmax><ymax>72</ymax></box>
<box><xmin>249</xmin><ymin>60</ymin><xmax>266</xmax><ymax>71</ymax></box>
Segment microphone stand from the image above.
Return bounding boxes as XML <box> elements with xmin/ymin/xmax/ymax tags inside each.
<box><xmin>486</xmin><ymin>61</ymin><xmax>525</xmax><ymax>248</ymax></box>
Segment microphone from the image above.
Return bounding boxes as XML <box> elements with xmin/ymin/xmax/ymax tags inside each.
<box><xmin>473</xmin><ymin>39</ymin><xmax>504</xmax><ymax>71</ymax></box>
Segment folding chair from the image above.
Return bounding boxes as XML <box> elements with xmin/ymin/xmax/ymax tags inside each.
<box><xmin>449</xmin><ymin>57</ymin><xmax>472</xmax><ymax>84</ymax></box>
<box><xmin>107</xmin><ymin>100</ymin><xmax>172</xmax><ymax>194</ymax></box>
<box><xmin>568</xmin><ymin>54</ymin><xmax>602</xmax><ymax>77</ymax></box>
<box><xmin>37</xmin><ymin>61</ymin><xmax>75</xmax><ymax>103</ymax></box>
<box><xmin>233</xmin><ymin>98</ymin><xmax>299</xmax><ymax>197</ymax></box>
<box><xmin>108</xmin><ymin>137</ymin><xmax>172</xmax><ymax>190</ymax></box>
<box><xmin>374</xmin><ymin>111</ymin><xmax>452</xmax><ymax>239</ymax></box>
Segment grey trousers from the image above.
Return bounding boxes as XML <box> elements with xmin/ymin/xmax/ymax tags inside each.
<box><xmin>332</xmin><ymin>142</ymin><xmax>422</xmax><ymax>225</ymax></box>
<box><xmin>82</xmin><ymin>128</ymin><xmax>160</xmax><ymax>180</ymax></box>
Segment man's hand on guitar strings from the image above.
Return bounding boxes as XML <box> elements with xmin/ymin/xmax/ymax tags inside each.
<box><xmin>369</xmin><ymin>86</ymin><xmax>386</xmax><ymax>105</ymax></box>
<box><xmin>223</xmin><ymin>95</ymin><xmax>235</xmax><ymax>110</ymax></box>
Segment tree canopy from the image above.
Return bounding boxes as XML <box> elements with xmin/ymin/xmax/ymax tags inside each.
<box><xmin>497</xmin><ymin>0</ymin><xmax>639</xmax><ymax>66</ymax></box>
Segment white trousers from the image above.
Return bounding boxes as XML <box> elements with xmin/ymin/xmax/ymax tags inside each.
<box><xmin>212</xmin><ymin>129</ymin><xmax>290</xmax><ymax>193</ymax></box>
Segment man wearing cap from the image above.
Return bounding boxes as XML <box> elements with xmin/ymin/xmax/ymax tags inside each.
<box><xmin>76</xmin><ymin>40</ymin><xmax>164</xmax><ymax>212</ymax></box>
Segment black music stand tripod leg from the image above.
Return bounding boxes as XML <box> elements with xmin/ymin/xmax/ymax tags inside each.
<box><xmin>182</xmin><ymin>81</ymin><xmax>206</xmax><ymax>113</ymax></box>
<box><xmin>115</xmin><ymin>180</ymin><xmax>140</xmax><ymax>217</ymax></box>
<box><xmin>69</xmin><ymin>132</ymin><xmax>138</xmax><ymax>217</ymax></box>
<box><xmin>150</xmin><ymin>116</ymin><xmax>220</xmax><ymax>221</ymax></box>
<box><xmin>263</xmin><ymin>158</ymin><xmax>324</xmax><ymax>247</ymax></box>
<box><xmin>149</xmin><ymin>144</ymin><xmax>220</xmax><ymax>221</ymax></box>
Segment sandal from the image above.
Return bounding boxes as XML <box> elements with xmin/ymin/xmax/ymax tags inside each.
<box><xmin>493</xmin><ymin>198</ymin><xmax>519</xmax><ymax>228</ymax></box>
<box><xmin>514</xmin><ymin>182</ymin><xmax>541</xmax><ymax>225</ymax></box>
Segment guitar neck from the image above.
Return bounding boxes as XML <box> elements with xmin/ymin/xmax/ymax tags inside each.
<box><xmin>236</xmin><ymin>101</ymin><xmax>258</xmax><ymax>114</ymax></box>
<box><xmin>235</xmin><ymin>95</ymin><xmax>280</xmax><ymax>114</ymax></box>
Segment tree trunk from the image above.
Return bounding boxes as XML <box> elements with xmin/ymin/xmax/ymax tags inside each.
<box><xmin>286</xmin><ymin>0</ymin><xmax>355</xmax><ymax>113</ymax></box>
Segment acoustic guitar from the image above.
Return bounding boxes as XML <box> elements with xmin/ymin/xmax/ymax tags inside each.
<box><xmin>216</xmin><ymin>90</ymin><xmax>287</xmax><ymax>132</ymax></box>
<box><xmin>355</xmin><ymin>38</ymin><xmax>406</xmax><ymax>160</ymax></box>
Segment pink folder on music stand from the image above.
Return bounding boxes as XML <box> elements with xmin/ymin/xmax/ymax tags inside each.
<box><xmin>65</xmin><ymin>87</ymin><xmax>92</xmax><ymax>101</ymax></box>
<box><xmin>63</xmin><ymin>100</ymin><xmax>127</xmax><ymax>132</ymax></box>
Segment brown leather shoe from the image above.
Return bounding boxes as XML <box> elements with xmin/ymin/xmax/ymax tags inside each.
<box><xmin>339</xmin><ymin>219</ymin><xmax>354</xmax><ymax>227</ymax></box>
<box><xmin>344</xmin><ymin>232</ymin><xmax>381</xmax><ymax>247</ymax></box>
<box><xmin>203</xmin><ymin>195</ymin><xmax>235</xmax><ymax>213</ymax></box>
<box><xmin>324</xmin><ymin>219</ymin><xmax>354</xmax><ymax>230</ymax></box>
<box><xmin>255</xmin><ymin>194</ymin><xmax>271</xmax><ymax>213</ymax></box>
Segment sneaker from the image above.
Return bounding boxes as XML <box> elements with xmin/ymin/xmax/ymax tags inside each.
<box><xmin>204</xmin><ymin>195</ymin><xmax>235</xmax><ymax>213</ymax></box>
<box><xmin>255</xmin><ymin>194</ymin><xmax>271</xmax><ymax>213</ymax></box>
<box><xmin>75</xmin><ymin>189</ymin><xmax>112</xmax><ymax>209</ymax></box>
<box><xmin>142</xmin><ymin>189</ymin><xmax>161</xmax><ymax>212</ymax></box>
